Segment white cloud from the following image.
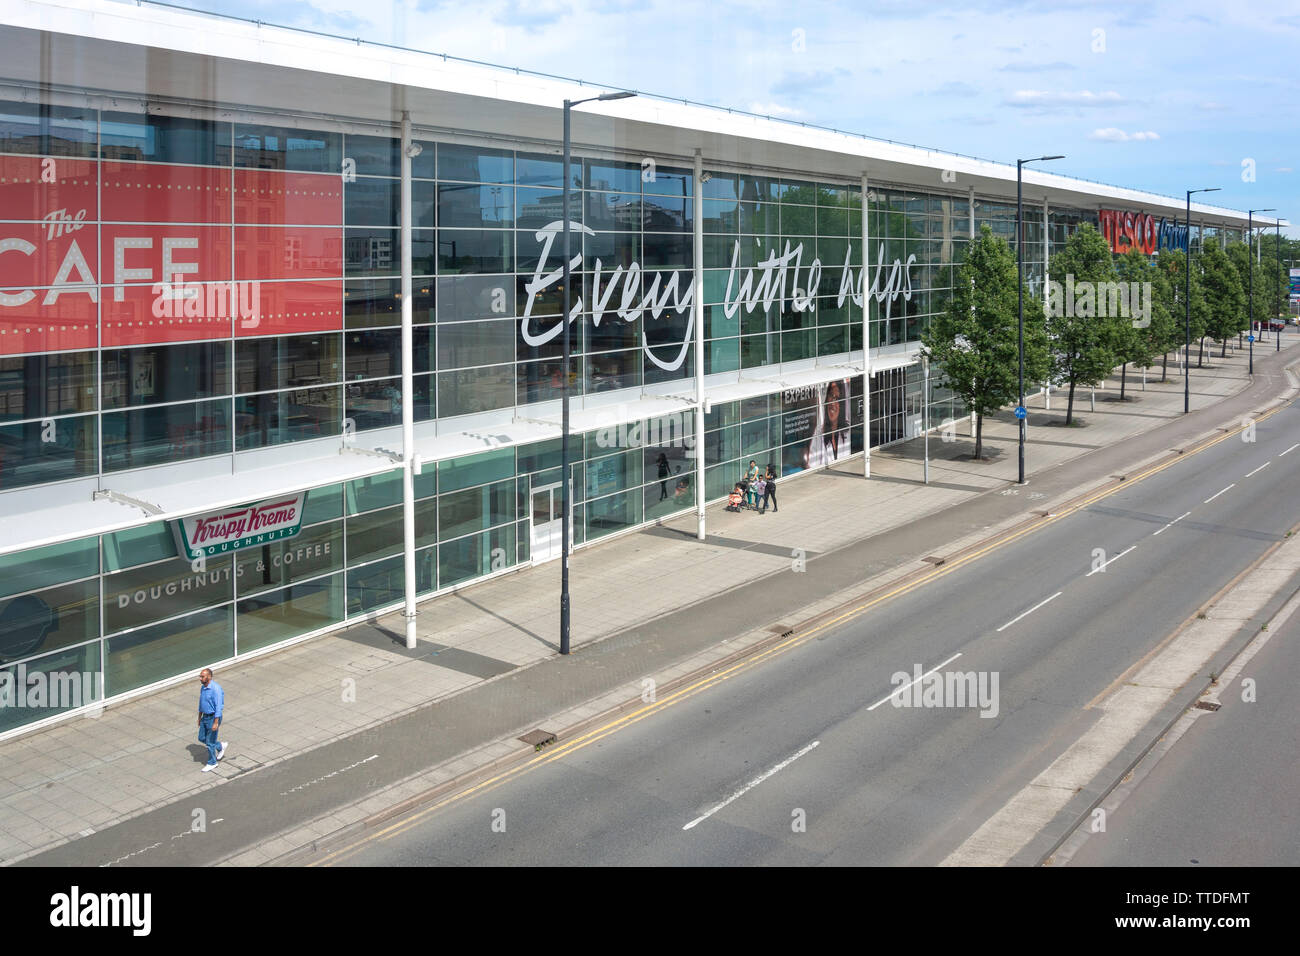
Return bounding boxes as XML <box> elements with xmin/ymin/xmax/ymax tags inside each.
<box><xmin>1276</xmin><ymin>167</ymin><xmax>1294</xmax><ymax>173</ymax></box>
<box><xmin>1007</xmin><ymin>90</ymin><xmax>1124</xmax><ymax>108</ymax></box>
<box><xmin>1089</xmin><ymin>128</ymin><xmax>1160</xmax><ymax>142</ymax></box>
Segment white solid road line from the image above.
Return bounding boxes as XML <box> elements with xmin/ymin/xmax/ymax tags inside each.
<box><xmin>996</xmin><ymin>591</ymin><xmax>1063</xmax><ymax>633</ymax></box>
<box><xmin>1204</xmin><ymin>483</ymin><xmax>1236</xmax><ymax>504</ymax></box>
<box><xmin>681</xmin><ymin>739</ymin><xmax>820</xmax><ymax>831</ymax></box>
<box><xmin>1244</xmin><ymin>461</ymin><xmax>1271</xmax><ymax>478</ymax></box>
<box><xmin>1280</xmin><ymin>442</ymin><xmax>1299</xmax><ymax>457</ymax></box>
<box><xmin>1085</xmin><ymin>545</ymin><xmax>1137</xmax><ymax>577</ymax></box>
<box><xmin>866</xmin><ymin>652</ymin><xmax>963</xmax><ymax>711</ymax></box>
<box><xmin>1152</xmin><ymin>510</ymin><xmax>1193</xmax><ymax>536</ymax></box>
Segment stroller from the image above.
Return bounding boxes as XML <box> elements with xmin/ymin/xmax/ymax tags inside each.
<box><xmin>726</xmin><ymin>483</ymin><xmax>745</xmax><ymax>512</ymax></box>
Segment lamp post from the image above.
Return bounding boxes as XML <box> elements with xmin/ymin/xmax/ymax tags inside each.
<box><xmin>1016</xmin><ymin>155</ymin><xmax>1063</xmax><ymax>485</ymax></box>
<box><xmin>1279</xmin><ymin>219</ymin><xmax>1285</xmax><ymax>352</ymax></box>
<box><xmin>1248</xmin><ymin>209</ymin><xmax>1275</xmax><ymax>375</ymax></box>
<box><xmin>560</xmin><ymin>90</ymin><xmax>636</xmax><ymax>656</ymax></box>
<box><xmin>1185</xmin><ymin>188</ymin><xmax>1220</xmax><ymax>413</ymax></box>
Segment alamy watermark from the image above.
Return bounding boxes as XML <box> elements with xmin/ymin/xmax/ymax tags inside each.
<box><xmin>889</xmin><ymin>664</ymin><xmax>1000</xmax><ymax>718</ymax></box>
<box><xmin>0</xmin><ymin>664</ymin><xmax>102</xmax><ymax>713</ymax></box>
<box><xmin>1046</xmin><ymin>274</ymin><xmax>1152</xmax><ymax>328</ymax></box>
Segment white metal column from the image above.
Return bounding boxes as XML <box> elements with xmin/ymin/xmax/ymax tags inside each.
<box><xmin>1043</xmin><ymin>196</ymin><xmax>1051</xmax><ymax>407</ymax></box>
<box><xmin>694</xmin><ymin>149</ymin><xmax>706</xmax><ymax>540</ymax></box>
<box><xmin>400</xmin><ymin>112</ymin><xmax>417</xmax><ymax>649</ymax></box>
<box><xmin>862</xmin><ymin>173</ymin><xmax>871</xmax><ymax>478</ymax></box>
<box><xmin>968</xmin><ymin>184</ymin><xmax>977</xmax><ymax>431</ymax></box>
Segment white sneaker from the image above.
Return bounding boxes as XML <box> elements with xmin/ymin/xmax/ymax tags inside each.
<box><xmin>201</xmin><ymin>764</ymin><xmax>216</xmax><ymax>773</ymax></box>
<box><xmin>217</xmin><ymin>743</ymin><xmax>227</xmax><ymax>761</ymax></box>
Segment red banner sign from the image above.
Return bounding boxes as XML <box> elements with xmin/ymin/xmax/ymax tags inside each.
<box><xmin>0</xmin><ymin>156</ymin><xmax>346</xmax><ymax>355</ymax></box>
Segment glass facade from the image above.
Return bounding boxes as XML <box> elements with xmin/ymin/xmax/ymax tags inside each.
<box><xmin>0</xmin><ymin>66</ymin><xmax>1253</xmax><ymax>734</ymax></box>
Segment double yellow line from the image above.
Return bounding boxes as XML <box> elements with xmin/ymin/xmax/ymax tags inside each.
<box><xmin>310</xmin><ymin>397</ymin><xmax>1292</xmax><ymax>866</ymax></box>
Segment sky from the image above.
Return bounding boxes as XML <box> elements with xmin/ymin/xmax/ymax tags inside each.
<box><xmin>148</xmin><ymin>0</ymin><xmax>1298</xmax><ymax>234</ymax></box>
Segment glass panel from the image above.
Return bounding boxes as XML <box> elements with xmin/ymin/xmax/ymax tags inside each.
<box><xmin>236</xmin><ymin>574</ymin><xmax>344</xmax><ymax>653</ymax></box>
<box><xmin>345</xmin><ymin>278</ymin><xmax>434</xmax><ymax>328</ymax></box>
<box><xmin>437</xmin><ymin>365</ymin><xmax>514</xmax><ymax>417</ymax></box>
<box><xmin>232</xmin><ymin>123</ymin><xmax>341</xmax><ymax>172</ymax></box>
<box><xmin>438</xmin><ymin>144</ymin><xmax>513</xmax><ymax>184</ymax></box>
<box><xmin>438</xmin><ymin>447</ymin><xmax>515</xmax><ymax>493</ymax></box>
<box><xmin>101</xmin><ymin>399</ymin><xmax>230</xmax><ymax>472</ymax></box>
<box><xmin>103</xmin><ymin>554</ymin><xmax>234</xmax><ymax>635</ymax></box>
<box><xmin>0</xmin><ymin>578</ymin><xmax>98</xmax><ymax>665</ymax></box>
<box><xmin>348</xmin><ymin>554</ymin><xmax>403</xmax><ymax>613</ymax></box>
<box><xmin>345</xmin><ymin>505</ymin><xmax>403</xmax><ymax>565</ymax></box>
<box><xmin>0</xmin><ymin>415</ymin><xmax>98</xmax><ymax>490</ymax></box>
<box><xmin>0</xmin><ymin>642</ymin><xmax>101</xmax><ymax>735</ymax></box>
<box><xmin>105</xmin><ymin>605</ymin><xmax>233</xmax><ymax>697</ymax></box>
<box><xmin>438</xmin><ymin>525</ymin><xmax>515</xmax><ymax>589</ymax></box>
<box><xmin>439</xmin><ymin>183</ymin><xmax>514</xmax><ymax>228</ymax></box>
<box><xmin>102</xmin><ymin>343</ymin><xmax>230</xmax><ymax>410</ymax></box>
<box><xmin>437</xmin><ymin>319</ymin><xmax>515</xmax><ymax>370</ymax></box>
<box><xmin>234</xmin><ymin>520</ymin><xmax>343</xmax><ymax>598</ymax></box>
<box><xmin>235</xmin><ymin>333</ymin><xmax>341</xmax><ymax>392</ymax></box>
<box><xmin>0</xmin><ymin>352</ymin><xmax>97</xmax><ymax>422</ymax></box>
<box><xmin>344</xmin><ymin>377</ymin><xmax>403</xmax><ymax>431</ymax></box>
<box><xmin>346</xmin><ymin>469</ymin><xmax>402</xmax><ymax>515</ymax></box>
<box><xmin>0</xmin><ymin>538</ymin><xmax>98</xmax><ymax>599</ymax></box>
<box><xmin>585</xmin><ymin>489</ymin><xmax>641</xmax><ymax>541</ymax></box>
<box><xmin>0</xmin><ymin>100</ymin><xmax>97</xmax><ymax>156</ymax></box>
<box><xmin>439</xmin><ymin>479</ymin><xmax>515</xmax><ymax>540</ymax></box>
<box><xmin>345</xmin><ymin>328</ymin><xmax>401</xmax><ymax>381</ymax></box>
<box><xmin>100</xmin><ymin>111</ymin><xmax>222</xmax><ymax>165</ymax></box>
<box><xmin>438</xmin><ymin>229</ymin><xmax>513</xmax><ymax>274</ymax></box>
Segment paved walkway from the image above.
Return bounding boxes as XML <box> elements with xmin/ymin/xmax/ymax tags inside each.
<box><xmin>1</xmin><ymin>337</ymin><xmax>1295</xmax><ymax>864</ymax></box>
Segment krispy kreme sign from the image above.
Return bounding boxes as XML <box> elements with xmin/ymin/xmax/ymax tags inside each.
<box><xmin>173</xmin><ymin>494</ymin><xmax>306</xmax><ymax>559</ymax></box>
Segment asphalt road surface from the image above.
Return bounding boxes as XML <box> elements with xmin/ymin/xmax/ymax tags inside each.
<box><xmin>315</xmin><ymin>396</ymin><xmax>1300</xmax><ymax>866</ymax></box>
<box><xmin>1063</xmin><ymin>591</ymin><xmax>1300</xmax><ymax>866</ymax></box>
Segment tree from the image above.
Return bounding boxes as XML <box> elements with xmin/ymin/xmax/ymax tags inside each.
<box><xmin>922</xmin><ymin>224</ymin><xmax>1047</xmax><ymax>460</ymax></box>
<box><xmin>1113</xmin><ymin>248</ymin><xmax>1163</xmax><ymax>398</ymax></box>
<box><xmin>1156</xmin><ymin>248</ymin><xmax>1207</xmax><ymax>378</ymax></box>
<box><xmin>1225</xmin><ymin>240</ymin><xmax>1253</xmax><ymax>351</ymax></box>
<box><xmin>1202</xmin><ymin>239</ymin><xmax>1246</xmax><ymax>359</ymax></box>
<box><xmin>1046</xmin><ymin>223</ymin><xmax>1121</xmax><ymax>425</ymax></box>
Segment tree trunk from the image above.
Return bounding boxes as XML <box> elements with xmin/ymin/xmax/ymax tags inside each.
<box><xmin>1066</xmin><ymin>379</ymin><xmax>1077</xmax><ymax>426</ymax></box>
<box><xmin>1221</xmin><ymin>338</ymin><xmax>1227</xmax><ymax>358</ymax></box>
<box><xmin>974</xmin><ymin>412</ymin><xmax>983</xmax><ymax>461</ymax></box>
<box><xmin>1162</xmin><ymin>349</ymin><xmax>1169</xmax><ymax>381</ymax></box>
<box><xmin>1198</xmin><ymin>336</ymin><xmax>1206</xmax><ymax>367</ymax></box>
<box><xmin>1120</xmin><ymin>362</ymin><xmax>1127</xmax><ymax>401</ymax></box>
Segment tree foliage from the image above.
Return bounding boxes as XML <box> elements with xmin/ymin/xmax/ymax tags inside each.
<box><xmin>922</xmin><ymin>224</ymin><xmax>1047</xmax><ymax>459</ymax></box>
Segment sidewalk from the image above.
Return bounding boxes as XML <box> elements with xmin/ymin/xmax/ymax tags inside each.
<box><xmin>1</xmin><ymin>337</ymin><xmax>1296</xmax><ymax>864</ymax></box>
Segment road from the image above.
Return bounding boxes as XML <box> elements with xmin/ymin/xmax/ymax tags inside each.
<box><xmin>1062</xmin><ymin>588</ymin><xmax>1300</xmax><ymax>866</ymax></box>
<box><xmin>310</xmin><ymin>397</ymin><xmax>1300</xmax><ymax>866</ymax></box>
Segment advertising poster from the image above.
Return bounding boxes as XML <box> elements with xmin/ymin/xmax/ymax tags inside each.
<box><xmin>781</xmin><ymin>377</ymin><xmax>852</xmax><ymax>476</ymax></box>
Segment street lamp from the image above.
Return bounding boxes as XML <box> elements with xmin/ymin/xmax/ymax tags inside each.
<box><xmin>1278</xmin><ymin>218</ymin><xmax>1285</xmax><ymax>352</ymax></box>
<box><xmin>1016</xmin><ymin>154</ymin><xmax>1064</xmax><ymax>485</ymax></box>
<box><xmin>1248</xmin><ymin>209</ymin><xmax>1275</xmax><ymax>375</ymax></box>
<box><xmin>560</xmin><ymin>90</ymin><xmax>636</xmax><ymax>656</ymax></box>
<box><xmin>1185</xmin><ymin>188</ymin><xmax>1220</xmax><ymax>413</ymax></box>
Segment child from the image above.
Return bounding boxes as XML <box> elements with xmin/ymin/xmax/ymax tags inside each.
<box><xmin>751</xmin><ymin>476</ymin><xmax>766</xmax><ymax>513</ymax></box>
<box><xmin>726</xmin><ymin>485</ymin><xmax>744</xmax><ymax>512</ymax></box>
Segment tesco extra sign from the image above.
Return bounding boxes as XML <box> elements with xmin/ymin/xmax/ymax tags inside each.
<box><xmin>1098</xmin><ymin>209</ymin><xmax>1188</xmax><ymax>255</ymax></box>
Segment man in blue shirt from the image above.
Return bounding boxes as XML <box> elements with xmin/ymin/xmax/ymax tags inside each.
<box><xmin>197</xmin><ymin>668</ymin><xmax>228</xmax><ymax>772</ymax></box>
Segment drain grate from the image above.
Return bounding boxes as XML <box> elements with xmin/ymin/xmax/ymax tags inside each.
<box><xmin>519</xmin><ymin>729</ymin><xmax>557</xmax><ymax>750</ymax></box>
<box><xmin>1194</xmin><ymin>700</ymin><xmax>1221</xmax><ymax>712</ymax></box>
<box><xmin>922</xmin><ymin>555</ymin><xmax>946</xmax><ymax>566</ymax></box>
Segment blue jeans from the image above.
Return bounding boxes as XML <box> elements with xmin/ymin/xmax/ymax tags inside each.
<box><xmin>199</xmin><ymin>715</ymin><xmax>222</xmax><ymax>766</ymax></box>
